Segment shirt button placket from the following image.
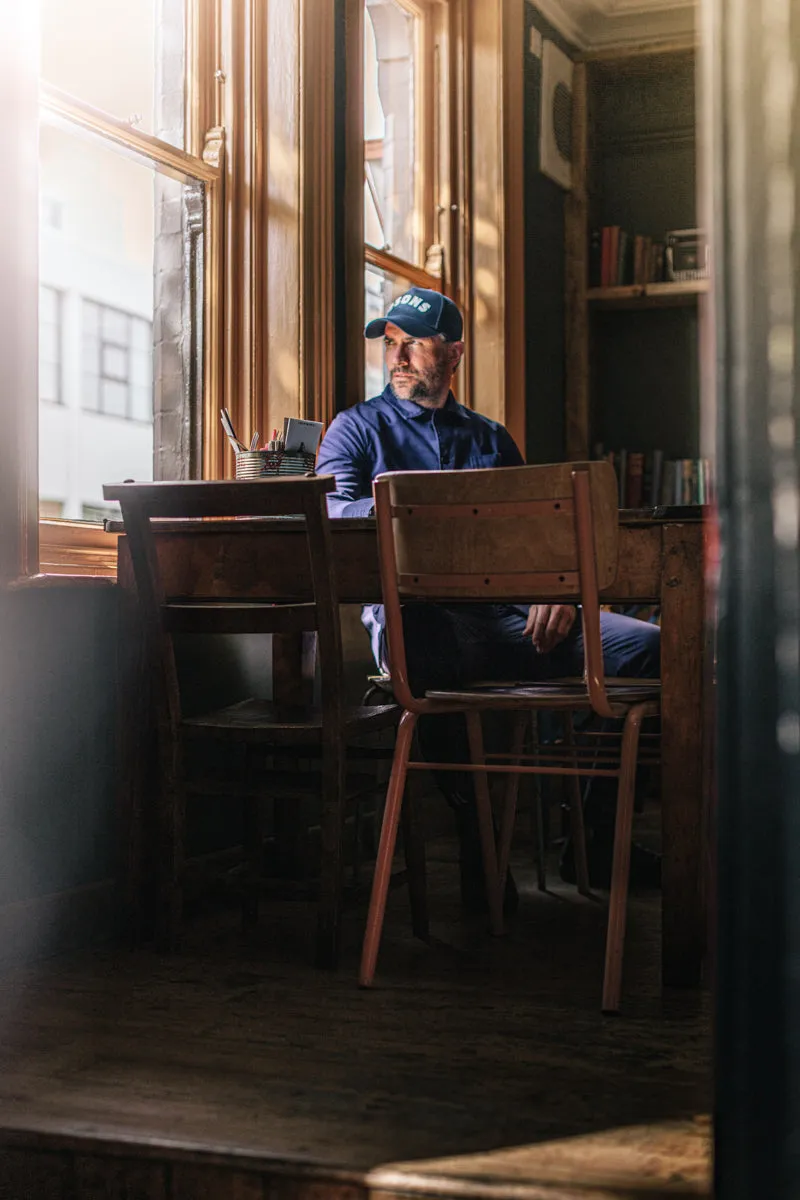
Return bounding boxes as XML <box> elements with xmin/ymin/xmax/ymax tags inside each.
<box><xmin>436</xmin><ymin>417</ymin><xmax>451</xmax><ymax>469</ymax></box>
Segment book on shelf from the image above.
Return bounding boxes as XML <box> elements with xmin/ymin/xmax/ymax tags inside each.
<box><xmin>625</xmin><ymin>451</ymin><xmax>645</xmax><ymax>508</ymax></box>
<box><xmin>616</xmin><ymin>447</ymin><xmax>628</xmax><ymax>506</ymax></box>
<box><xmin>590</xmin><ymin>228</ymin><xmax>668</xmax><ymax>288</ymax></box>
<box><xmin>589</xmin><ymin>229</ymin><xmax>602</xmax><ymax>288</ymax></box>
<box><xmin>592</xmin><ymin>444</ymin><xmax>713</xmax><ymax>508</ymax></box>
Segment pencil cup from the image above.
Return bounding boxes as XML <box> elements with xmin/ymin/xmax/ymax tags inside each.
<box><xmin>235</xmin><ymin>450</ymin><xmax>316</xmax><ymax>479</ymax></box>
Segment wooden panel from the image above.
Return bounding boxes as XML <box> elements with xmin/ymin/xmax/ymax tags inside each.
<box><xmin>0</xmin><ymin>1148</ymin><xmax>71</xmax><ymax>1200</ymax></box>
<box><xmin>265</xmin><ymin>0</ymin><xmax>302</xmax><ymax>443</ymax></box>
<box><xmin>300</xmin><ymin>0</ymin><xmax>336</xmax><ymax>427</ymax></box>
<box><xmin>122</xmin><ymin>516</ymin><xmax>665</xmax><ymax>606</ymax></box>
<box><xmin>171</xmin><ymin>1164</ymin><xmax>264</xmax><ymax>1199</ymax></box>
<box><xmin>601</xmin><ymin>524</ymin><xmax>662</xmax><ymax>601</ymax></box>
<box><xmin>269</xmin><ymin>1181</ymin><xmax>365</xmax><ymax>1200</ymax></box>
<box><xmin>385</xmin><ymin>463</ymin><xmax>619</xmax><ymax>594</ymax></box>
<box><xmin>73</xmin><ymin>1154</ymin><xmax>168</xmax><ymax>1199</ymax></box>
<box><xmin>660</xmin><ymin>522</ymin><xmax>706</xmax><ymax>987</ymax></box>
<box><xmin>501</xmin><ymin>0</ymin><xmax>526</xmax><ymax>455</ymax></box>
<box><xmin>342</xmin><ymin>0</ymin><xmax>365</xmax><ymax>412</ymax></box>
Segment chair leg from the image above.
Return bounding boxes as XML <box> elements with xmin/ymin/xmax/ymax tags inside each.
<box><xmin>242</xmin><ymin>789</ymin><xmax>263</xmax><ymax>929</ymax></box>
<box><xmin>315</xmin><ymin>738</ymin><xmax>347</xmax><ymax>970</ymax></box>
<box><xmin>498</xmin><ymin>712</ymin><xmax>527</xmax><ymax>887</ymax></box>
<box><xmin>465</xmin><ymin>711</ymin><xmax>503</xmax><ymax>937</ymax></box>
<box><xmin>529</xmin><ymin>714</ymin><xmax>547</xmax><ymax>891</ymax></box>
<box><xmin>602</xmin><ymin>704</ymin><xmax>646</xmax><ymax>1014</ymax></box>
<box><xmin>564</xmin><ymin>712</ymin><xmax>591</xmax><ymax>897</ymax></box>
<box><xmin>401</xmin><ymin>765</ymin><xmax>429</xmax><ymax>942</ymax></box>
<box><xmin>360</xmin><ymin>709</ymin><xmax>417</xmax><ymax>987</ymax></box>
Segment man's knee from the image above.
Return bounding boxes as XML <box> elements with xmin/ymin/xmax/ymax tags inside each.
<box><xmin>625</xmin><ymin>620</ymin><xmax>660</xmax><ymax>678</ymax></box>
<box><xmin>600</xmin><ymin>613</ymin><xmax>661</xmax><ymax>679</ymax></box>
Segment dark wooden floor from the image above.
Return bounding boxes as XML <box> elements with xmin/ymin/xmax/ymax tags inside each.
<box><xmin>0</xmin><ymin>833</ymin><xmax>711</xmax><ymax>1198</ymax></box>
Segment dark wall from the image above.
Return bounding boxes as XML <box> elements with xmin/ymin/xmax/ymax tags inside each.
<box><xmin>590</xmin><ymin>57</ymin><xmax>699</xmax><ymax>458</ymax></box>
<box><xmin>523</xmin><ymin>2</ymin><xmax>577</xmax><ymax>464</ymax></box>
<box><xmin>0</xmin><ymin>585</ymin><xmax>279</xmax><ymax>914</ymax></box>
<box><xmin>0</xmin><ymin>588</ymin><xmax>119</xmax><ymax>906</ymax></box>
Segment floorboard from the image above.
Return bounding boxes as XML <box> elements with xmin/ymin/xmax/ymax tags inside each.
<box><xmin>0</xmin><ymin>834</ymin><xmax>711</xmax><ymax>1198</ymax></box>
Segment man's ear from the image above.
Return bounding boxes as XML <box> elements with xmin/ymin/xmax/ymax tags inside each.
<box><xmin>449</xmin><ymin>340</ymin><xmax>465</xmax><ymax>373</ymax></box>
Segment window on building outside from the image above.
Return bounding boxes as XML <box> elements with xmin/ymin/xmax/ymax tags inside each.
<box><xmin>82</xmin><ymin>300</ymin><xmax>153</xmax><ymax>423</ymax></box>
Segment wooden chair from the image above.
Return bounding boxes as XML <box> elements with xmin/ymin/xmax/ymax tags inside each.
<box><xmin>359</xmin><ymin>461</ymin><xmax>660</xmax><ymax>1012</ymax></box>
<box><xmin>104</xmin><ymin>477</ymin><xmax>398</xmax><ymax>968</ymax></box>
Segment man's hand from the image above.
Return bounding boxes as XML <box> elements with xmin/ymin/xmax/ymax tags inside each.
<box><xmin>524</xmin><ymin>604</ymin><xmax>577</xmax><ymax>654</ymax></box>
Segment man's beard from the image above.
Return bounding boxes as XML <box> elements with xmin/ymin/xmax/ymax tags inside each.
<box><xmin>391</xmin><ymin>360</ymin><xmax>449</xmax><ymax>403</ymax></box>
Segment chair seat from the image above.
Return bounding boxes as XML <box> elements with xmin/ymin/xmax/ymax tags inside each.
<box><xmin>182</xmin><ymin>698</ymin><xmax>399</xmax><ymax>744</ymax></box>
<box><xmin>424</xmin><ymin>680</ymin><xmax>661</xmax><ymax>708</ymax></box>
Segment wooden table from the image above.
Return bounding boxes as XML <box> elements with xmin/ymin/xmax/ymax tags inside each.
<box><xmin>116</xmin><ymin>512</ymin><xmax>707</xmax><ymax>989</ymax></box>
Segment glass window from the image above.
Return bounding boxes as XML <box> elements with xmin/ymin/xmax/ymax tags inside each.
<box><xmin>364</xmin><ymin>263</ymin><xmax>416</xmax><ymax>399</ymax></box>
<box><xmin>39</xmin><ymin>119</ymin><xmax>198</xmax><ymax>520</ymax></box>
<box><xmin>364</xmin><ymin>0</ymin><xmax>419</xmax><ymax>265</ymax></box>
<box><xmin>39</xmin><ymin>0</ymin><xmax>173</xmax><ymax>142</ymax></box>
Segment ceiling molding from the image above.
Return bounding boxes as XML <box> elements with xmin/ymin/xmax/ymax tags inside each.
<box><xmin>527</xmin><ymin>0</ymin><xmax>696</xmax><ymax>50</ymax></box>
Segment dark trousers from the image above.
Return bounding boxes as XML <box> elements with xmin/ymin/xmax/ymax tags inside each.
<box><xmin>380</xmin><ymin>603</ymin><xmax>661</xmax><ymax>819</ymax></box>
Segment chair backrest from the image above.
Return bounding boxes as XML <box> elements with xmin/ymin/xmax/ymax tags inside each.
<box><xmin>373</xmin><ymin>462</ymin><xmax>619</xmax><ymax>716</ymax></box>
<box><xmin>103</xmin><ymin>477</ymin><xmax>343</xmax><ymax>735</ymax></box>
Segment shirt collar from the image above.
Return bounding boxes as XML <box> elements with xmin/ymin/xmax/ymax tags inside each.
<box><xmin>382</xmin><ymin>385</ymin><xmax>469</xmax><ymax>421</ymax></box>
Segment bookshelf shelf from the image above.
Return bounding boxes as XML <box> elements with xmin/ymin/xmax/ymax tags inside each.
<box><xmin>586</xmin><ymin>280</ymin><xmax>709</xmax><ymax>309</ymax></box>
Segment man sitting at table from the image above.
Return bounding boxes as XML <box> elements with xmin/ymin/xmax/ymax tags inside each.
<box><xmin>315</xmin><ymin>287</ymin><xmax>660</xmax><ymax>907</ymax></box>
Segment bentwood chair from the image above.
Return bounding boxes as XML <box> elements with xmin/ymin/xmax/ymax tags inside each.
<box><xmin>104</xmin><ymin>477</ymin><xmax>398</xmax><ymax>968</ymax></box>
<box><xmin>359</xmin><ymin>461</ymin><xmax>660</xmax><ymax>1012</ymax></box>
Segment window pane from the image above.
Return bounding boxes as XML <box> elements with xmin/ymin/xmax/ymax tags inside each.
<box><xmin>102</xmin><ymin>308</ymin><xmax>130</xmax><ymax>345</ymax></box>
<box><xmin>39</xmin><ymin>119</ymin><xmax>206</xmax><ymax>518</ymax></box>
<box><xmin>364</xmin><ymin>263</ymin><xmax>416</xmax><ymax>399</ymax></box>
<box><xmin>39</xmin><ymin>0</ymin><xmax>184</xmax><ymax>146</ymax></box>
<box><xmin>102</xmin><ymin>344</ymin><xmax>130</xmax><ymax>382</ymax></box>
<box><xmin>364</xmin><ymin>1</ymin><xmax>419</xmax><ymax>264</ymax></box>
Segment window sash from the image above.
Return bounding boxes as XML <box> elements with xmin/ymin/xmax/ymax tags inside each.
<box><xmin>34</xmin><ymin>80</ymin><xmax>223</xmax><ymax>570</ymax></box>
<box><xmin>40</xmin><ymin>83</ymin><xmax>219</xmax><ymax>187</ymax></box>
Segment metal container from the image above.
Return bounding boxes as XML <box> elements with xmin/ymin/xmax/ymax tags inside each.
<box><xmin>235</xmin><ymin>450</ymin><xmax>316</xmax><ymax>479</ymax></box>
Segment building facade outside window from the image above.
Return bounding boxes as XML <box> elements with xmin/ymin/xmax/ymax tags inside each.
<box><xmin>38</xmin><ymin>285</ymin><xmax>63</xmax><ymax>407</ymax></box>
<box><xmin>82</xmin><ymin>300</ymin><xmax>153</xmax><ymax>423</ymax></box>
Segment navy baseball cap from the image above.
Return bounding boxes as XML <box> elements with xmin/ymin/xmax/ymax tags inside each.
<box><xmin>364</xmin><ymin>286</ymin><xmax>463</xmax><ymax>342</ymax></box>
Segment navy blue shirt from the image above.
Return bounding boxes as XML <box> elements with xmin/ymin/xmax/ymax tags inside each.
<box><xmin>316</xmin><ymin>385</ymin><xmax>525</xmax><ymax>666</ymax></box>
<box><xmin>316</xmin><ymin>385</ymin><xmax>524</xmax><ymax>518</ymax></box>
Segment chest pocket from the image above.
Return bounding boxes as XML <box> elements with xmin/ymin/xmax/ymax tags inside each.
<box><xmin>466</xmin><ymin>450</ymin><xmax>503</xmax><ymax>469</ymax></box>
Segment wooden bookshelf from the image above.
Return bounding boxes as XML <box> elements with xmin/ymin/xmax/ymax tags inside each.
<box><xmin>587</xmin><ymin>280</ymin><xmax>709</xmax><ymax>309</ymax></box>
<box><xmin>564</xmin><ymin>48</ymin><xmax>702</xmax><ymax>461</ymax></box>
